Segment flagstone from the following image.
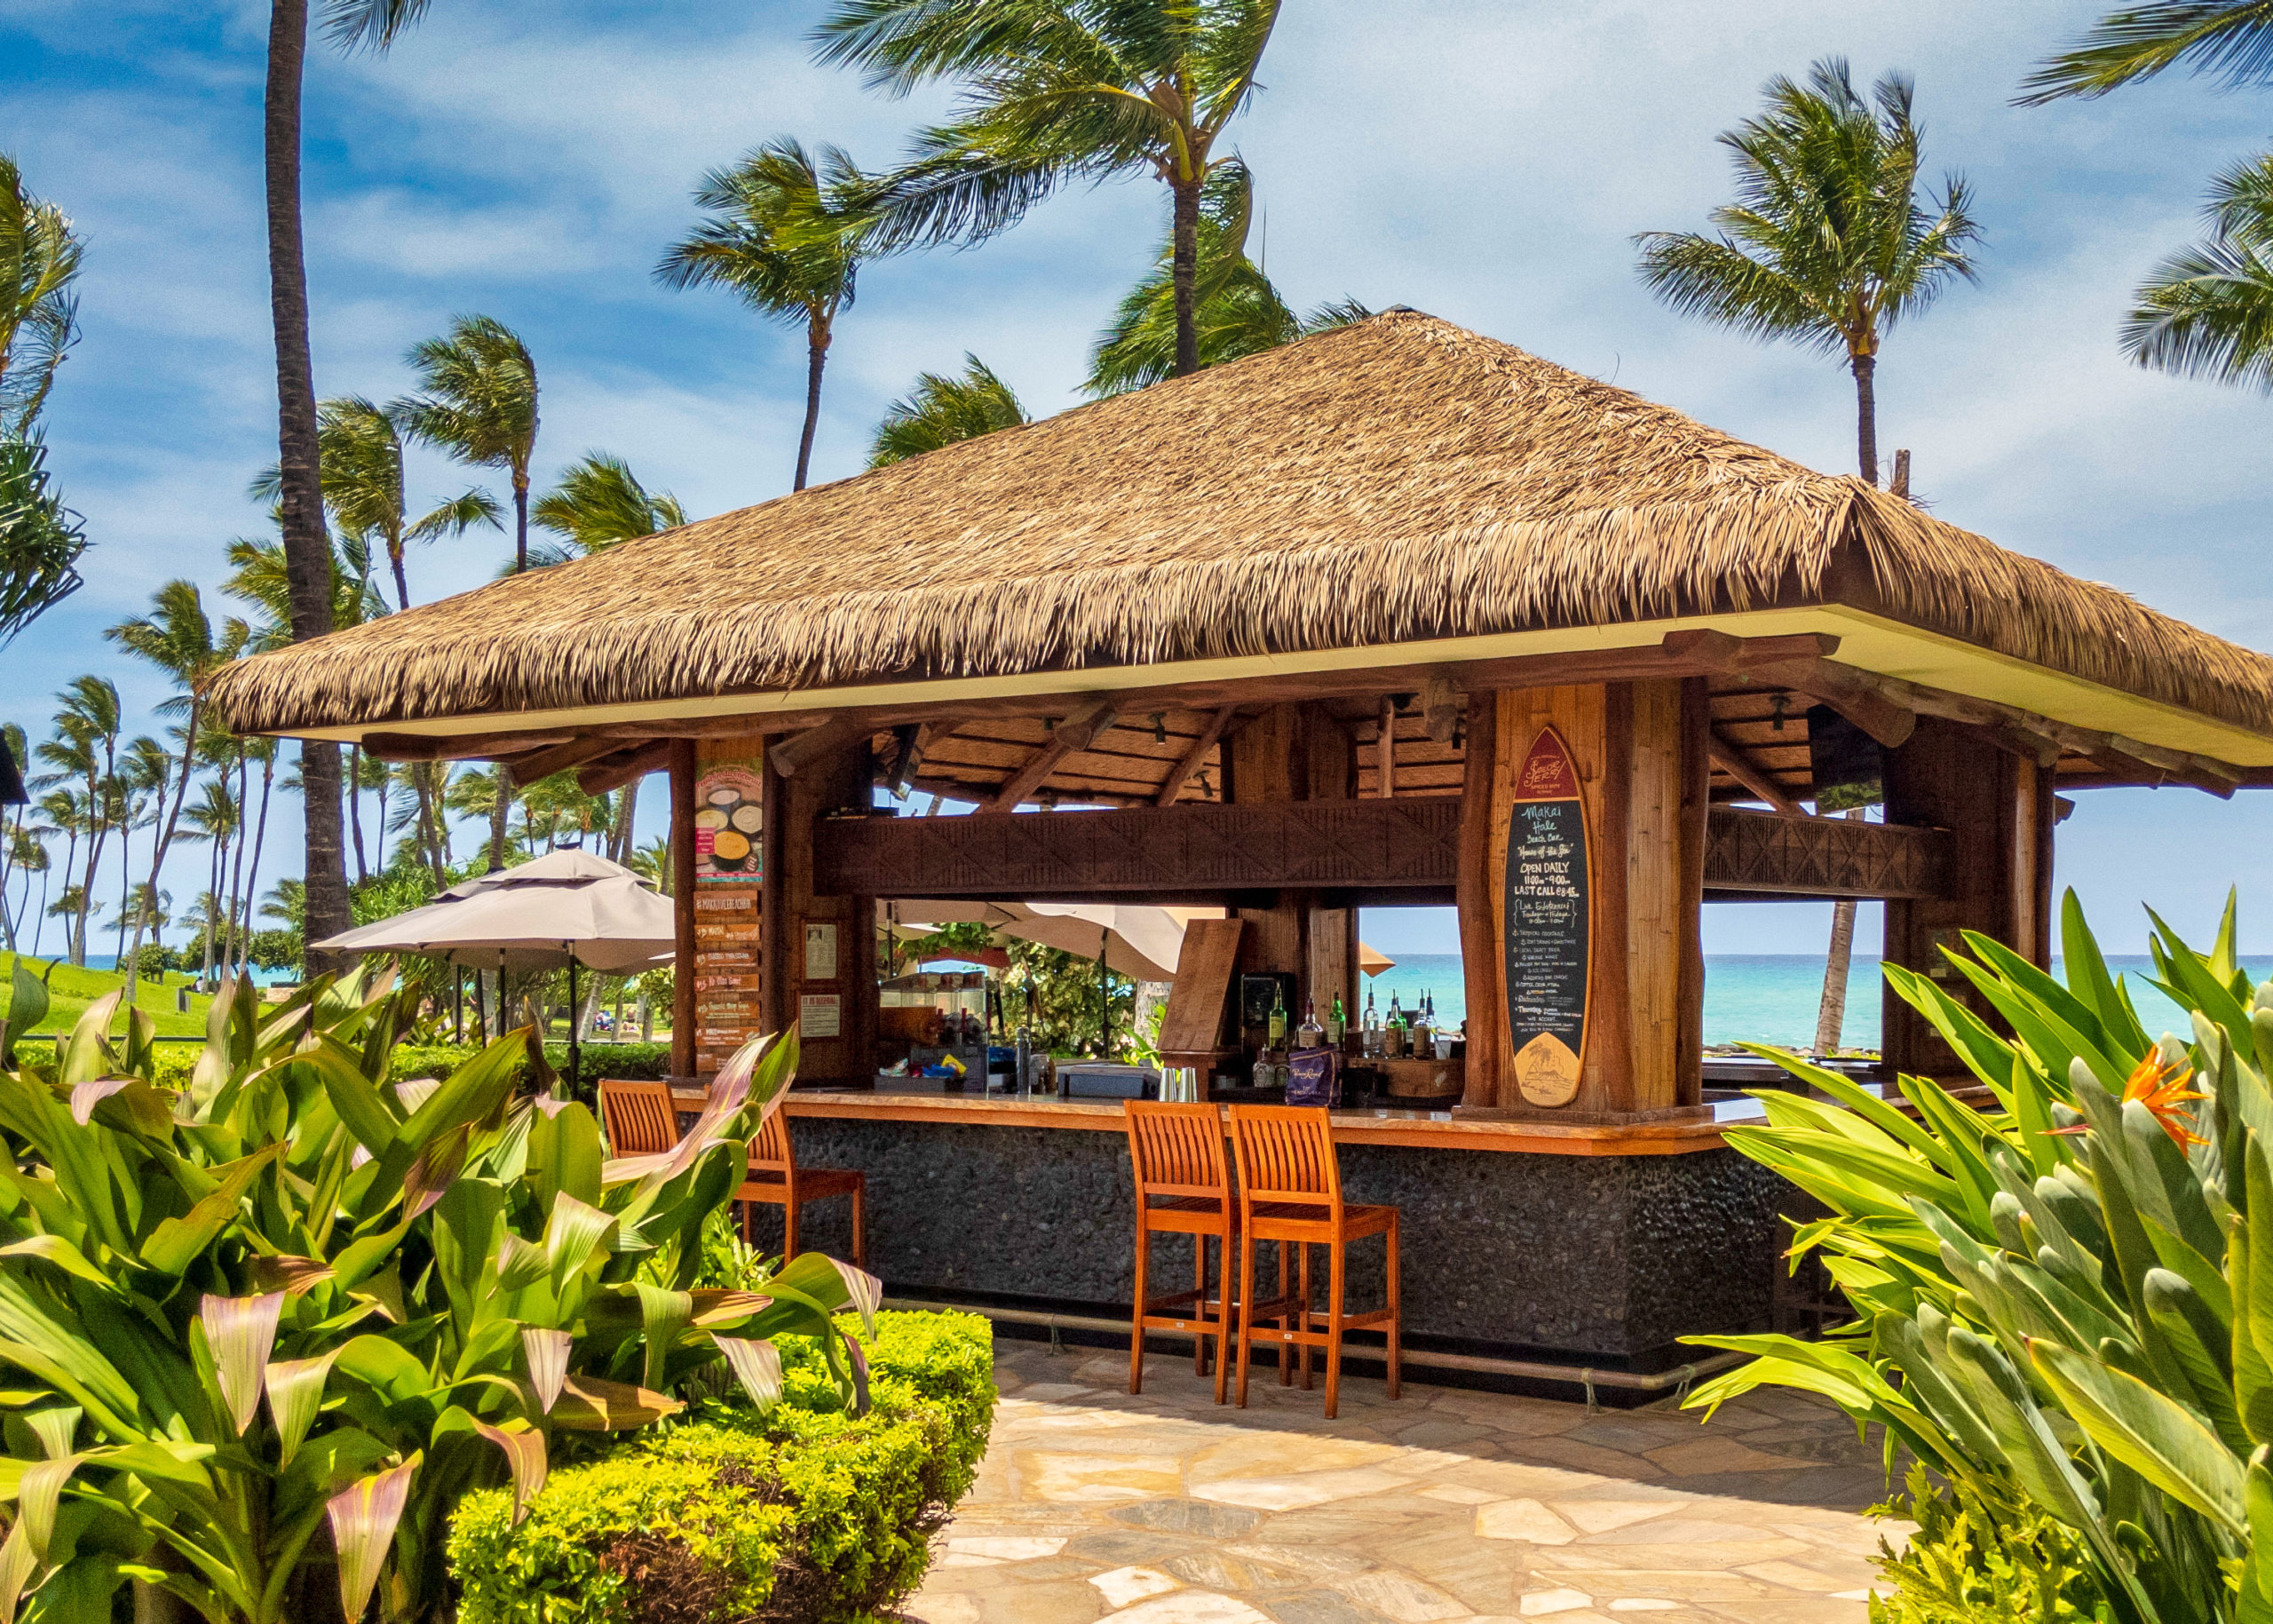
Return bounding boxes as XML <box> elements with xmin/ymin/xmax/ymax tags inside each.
<box><xmin>1475</xmin><ymin>1499</ymin><xmax>1578</xmax><ymax>1545</ymax></box>
<box><xmin>906</xmin><ymin>1342</ymin><xmax>1890</xmax><ymax>1624</ymax></box>
<box><xmin>1093</xmin><ymin>1566</ymin><xmax>1184</xmax><ymax>1608</ymax></box>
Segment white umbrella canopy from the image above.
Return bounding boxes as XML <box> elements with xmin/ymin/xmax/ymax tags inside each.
<box><xmin>886</xmin><ymin>900</ymin><xmax>1198</xmax><ymax>981</ymax></box>
<box><xmin>314</xmin><ymin>848</ymin><xmax>675</xmax><ymax>972</ymax></box>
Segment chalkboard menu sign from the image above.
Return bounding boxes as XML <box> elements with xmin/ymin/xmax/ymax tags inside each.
<box><xmin>1502</xmin><ymin>726</ymin><xmax>1590</xmax><ymax>1107</ymax></box>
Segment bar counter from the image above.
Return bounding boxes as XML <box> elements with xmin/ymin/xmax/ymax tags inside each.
<box><xmin>716</xmin><ymin>1081</ymin><xmax>1788</xmax><ymax>1374</ymax></box>
<box><xmin>774</xmin><ymin>1081</ymin><xmax>1769</xmax><ymax>1154</ymax></box>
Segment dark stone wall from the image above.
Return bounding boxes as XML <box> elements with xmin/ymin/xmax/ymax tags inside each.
<box><xmin>757</xmin><ymin>1117</ymin><xmax>1785</xmax><ymax>1368</ymax></box>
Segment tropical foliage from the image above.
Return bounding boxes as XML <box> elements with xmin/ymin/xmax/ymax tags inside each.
<box><xmin>395</xmin><ymin>317</ymin><xmax>542</xmax><ymax>574</ymax></box>
<box><xmin>0</xmin><ymin>153</ymin><xmax>86</xmax><ymax>656</ymax></box>
<box><xmin>0</xmin><ymin>973</ymin><xmax>872</xmax><ymax>1624</ymax></box>
<box><xmin>2123</xmin><ymin>152</ymin><xmax>2273</xmax><ymax>392</ymax></box>
<box><xmin>448</xmin><ymin>1310</ymin><xmax>995</xmax><ymax>1624</ymax></box>
<box><xmin>1688</xmin><ymin>891</ymin><xmax>2273</xmax><ymax>1624</ymax></box>
<box><xmin>528</xmin><ymin>454</ymin><xmax>685</xmax><ymax>567</ymax></box>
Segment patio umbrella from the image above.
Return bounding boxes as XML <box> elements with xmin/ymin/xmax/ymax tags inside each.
<box><xmin>314</xmin><ymin>848</ymin><xmax>674</xmax><ymax>1091</ymax></box>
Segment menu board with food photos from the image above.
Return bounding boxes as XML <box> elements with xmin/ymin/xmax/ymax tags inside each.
<box><xmin>693</xmin><ymin>764</ymin><xmax>765</xmax><ymax>883</ymax></box>
<box><xmin>691</xmin><ymin>749</ymin><xmax>765</xmax><ymax>1073</ymax></box>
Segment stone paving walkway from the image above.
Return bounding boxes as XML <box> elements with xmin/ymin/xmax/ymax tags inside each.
<box><xmin>903</xmin><ymin>1339</ymin><xmax>1904</xmax><ymax>1624</ymax></box>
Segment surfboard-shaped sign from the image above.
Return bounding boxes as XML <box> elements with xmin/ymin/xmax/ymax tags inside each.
<box><xmin>1503</xmin><ymin>726</ymin><xmax>1590</xmax><ymax>1108</ymax></box>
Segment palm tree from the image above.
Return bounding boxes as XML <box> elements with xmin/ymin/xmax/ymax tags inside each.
<box><xmin>1082</xmin><ymin>162</ymin><xmax>1370</xmax><ymax>395</ymax></box>
<box><xmin>2119</xmin><ymin>149</ymin><xmax>2273</xmax><ymax>388</ymax></box>
<box><xmin>1</xmin><ymin>150</ymin><xmax>83</xmax><ymax>437</ymax></box>
<box><xmin>29</xmin><ymin>788</ymin><xmax>77</xmax><ymax>960</ymax></box>
<box><xmin>869</xmin><ymin>355</ymin><xmax>1028</xmax><ymax>466</ymax></box>
<box><xmin>814</xmin><ymin>0</ymin><xmax>1285</xmax><ymax>377</ymax></box>
<box><xmin>529</xmin><ymin>452</ymin><xmax>686</xmax><ymax>564</ymax></box>
<box><xmin>33</xmin><ymin>678</ymin><xmax>120</xmax><ymax>966</ymax></box>
<box><xmin>111</xmin><ymin>735</ymin><xmax>168</xmax><ymax>971</ymax></box>
<box><xmin>657</xmin><ymin>140</ymin><xmax>889</xmax><ymax>491</ymax></box>
<box><xmin>1635</xmin><ymin>58</ymin><xmax>1981</xmax><ymax>1056</ymax></box>
<box><xmin>252</xmin><ymin>396</ymin><xmax>499</xmax><ymax>612</ymax></box>
<box><xmin>1635</xmin><ymin>59</ymin><xmax>1981</xmax><ymax>487</ymax></box>
<box><xmin>106</xmin><ymin>582</ymin><xmax>225</xmax><ymax>1001</ymax></box>
<box><xmin>395</xmin><ymin>315</ymin><xmax>541</xmax><ymax>571</ymax></box>
<box><xmin>261</xmin><ymin>1</ymin><xmax>426</xmax><ymax>975</ymax></box>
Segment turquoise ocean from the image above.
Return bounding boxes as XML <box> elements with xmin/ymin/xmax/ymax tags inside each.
<box><xmin>1359</xmin><ymin>953</ymin><xmax>2222</xmax><ymax>1051</ymax></box>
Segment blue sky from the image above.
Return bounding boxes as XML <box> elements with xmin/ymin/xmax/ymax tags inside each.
<box><xmin>4</xmin><ymin>0</ymin><xmax>2272</xmax><ymax>962</ymax></box>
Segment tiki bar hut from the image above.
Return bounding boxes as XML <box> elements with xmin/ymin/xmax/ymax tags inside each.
<box><xmin>205</xmin><ymin>310</ymin><xmax>2273</xmax><ymax>1396</ymax></box>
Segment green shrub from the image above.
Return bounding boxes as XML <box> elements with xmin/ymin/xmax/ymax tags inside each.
<box><xmin>393</xmin><ymin>1042</ymin><xmax>672</xmax><ymax>1085</ymax></box>
<box><xmin>449</xmin><ymin>1311</ymin><xmax>996</xmax><ymax>1624</ymax></box>
<box><xmin>1869</xmin><ymin>1463</ymin><xmax>2103</xmax><ymax>1624</ymax></box>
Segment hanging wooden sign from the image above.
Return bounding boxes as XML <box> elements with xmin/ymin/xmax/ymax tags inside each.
<box><xmin>1503</xmin><ymin>725</ymin><xmax>1591</xmax><ymax>1107</ymax></box>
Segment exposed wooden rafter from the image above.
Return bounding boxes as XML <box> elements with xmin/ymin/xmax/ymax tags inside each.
<box><xmin>990</xmin><ymin>698</ymin><xmax>1119</xmax><ymax>811</ymax></box>
<box><xmin>1154</xmin><ymin>706</ymin><xmax>1235</xmax><ymax>807</ymax></box>
<box><xmin>577</xmin><ymin>740</ymin><xmax>674</xmax><ymax>796</ymax></box>
<box><xmin>1707</xmin><ymin>733</ymin><xmax>1802</xmax><ymax>816</ymax></box>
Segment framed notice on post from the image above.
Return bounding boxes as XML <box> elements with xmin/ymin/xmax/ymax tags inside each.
<box><xmin>799</xmin><ymin>993</ymin><xmax>842</xmax><ymax>1039</ymax></box>
<box><xmin>804</xmin><ymin>921</ymin><xmax>839</xmax><ymax>981</ymax></box>
<box><xmin>1502</xmin><ymin>725</ymin><xmax>1590</xmax><ymax>1108</ymax></box>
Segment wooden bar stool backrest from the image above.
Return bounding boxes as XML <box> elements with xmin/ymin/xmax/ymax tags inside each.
<box><xmin>748</xmin><ymin>1108</ymin><xmax>796</xmax><ymax>1179</ymax></box>
<box><xmin>1228</xmin><ymin>1105</ymin><xmax>1342</xmax><ymax>1216</ymax></box>
<box><xmin>598</xmin><ymin>1079</ymin><xmax>679</xmax><ymax>1156</ymax></box>
<box><xmin>1126</xmin><ymin>1101</ymin><xmax>1232</xmax><ymax>1209</ymax></box>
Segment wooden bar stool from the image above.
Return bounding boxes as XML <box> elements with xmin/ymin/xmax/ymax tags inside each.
<box><xmin>1227</xmin><ymin>1104</ymin><xmax>1401</xmax><ymax>1421</ymax></box>
<box><xmin>738</xmin><ymin>1111</ymin><xmax>867</xmax><ymax>1270</ymax></box>
<box><xmin>598</xmin><ymin>1078</ymin><xmax>678</xmax><ymax>1155</ymax></box>
<box><xmin>1124</xmin><ymin>1101</ymin><xmax>1241</xmax><ymax>1403</ymax></box>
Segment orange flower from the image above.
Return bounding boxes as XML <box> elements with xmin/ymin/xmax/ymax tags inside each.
<box><xmin>2052</xmin><ymin>1050</ymin><xmax>2206</xmax><ymax>1147</ymax></box>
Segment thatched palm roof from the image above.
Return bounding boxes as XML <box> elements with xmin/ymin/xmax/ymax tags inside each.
<box><xmin>203</xmin><ymin>310</ymin><xmax>2273</xmax><ymax>750</ymax></box>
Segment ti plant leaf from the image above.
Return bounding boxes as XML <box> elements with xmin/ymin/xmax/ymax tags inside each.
<box><xmin>328</xmin><ymin>1454</ymin><xmax>419</xmax><ymax>1623</ymax></box>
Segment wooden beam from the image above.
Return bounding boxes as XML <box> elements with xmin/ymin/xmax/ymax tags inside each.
<box><xmin>768</xmin><ymin>715</ymin><xmax>868</xmax><ymax>779</ymax></box>
<box><xmin>577</xmin><ymin>739</ymin><xmax>673</xmax><ymax>796</ymax></box>
<box><xmin>1422</xmin><ymin>674</ymin><xmax>1461</xmax><ymax>743</ymax></box>
<box><xmin>496</xmin><ymin>734</ymin><xmax>631</xmax><ymax>785</ymax></box>
<box><xmin>1376</xmin><ymin>697</ymin><xmax>1397</xmax><ymax>798</ymax></box>
<box><xmin>1154</xmin><ymin>706</ymin><xmax>1235</xmax><ymax>806</ymax></box>
<box><xmin>1726</xmin><ymin>655</ymin><xmax>1917</xmax><ymax>748</ymax></box>
<box><xmin>1707</xmin><ymin>733</ymin><xmax>1802</xmax><ymax>815</ymax></box>
<box><xmin>572</xmin><ymin>630</ymin><xmax>1858</xmax><ymax>746</ymax></box>
<box><xmin>364</xmin><ymin>729</ymin><xmax>574</xmax><ymax>763</ymax></box>
<box><xmin>990</xmin><ymin>698</ymin><xmax>1119</xmax><ymax>811</ymax></box>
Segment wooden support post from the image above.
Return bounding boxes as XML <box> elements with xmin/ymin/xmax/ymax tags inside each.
<box><xmin>1675</xmin><ymin>678</ymin><xmax>1711</xmax><ymax>1109</ymax></box>
<box><xmin>669</xmin><ymin>741</ymin><xmax>698</xmax><ymax>1079</ymax></box>
<box><xmin>1881</xmin><ymin>716</ymin><xmax>2057</xmax><ymax>1080</ymax></box>
<box><xmin>1376</xmin><ymin>697</ymin><xmax>1398</xmax><ymax>797</ymax></box>
<box><xmin>760</xmin><ymin>741</ymin><xmax>791</xmax><ymax>1040</ymax></box>
<box><xmin>1479</xmin><ymin>682</ymin><xmax>1690</xmax><ymax>1118</ymax></box>
<box><xmin>1457</xmin><ymin>691</ymin><xmax>1501</xmax><ymax>1109</ymax></box>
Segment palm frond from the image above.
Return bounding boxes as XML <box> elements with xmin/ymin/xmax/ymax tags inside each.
<box><xmin>2018</xmin><ymin>0</ymin><xmax>2273</xmax><ymax>102</ymax></box>
<box><xmin>531</xmin><ymin>453</ymin><xmax>686</xmax><ymax>557</ymax></box>
<box><xmin>869</xmin><ymin>355</ymin><xmax>1028</xmax><ymax>465</ymax></box>
<box><xmin>319</xmin><ymin>0</ymin><xmax>433</xmax><ymax>53</ymax></box>
<box><xmin>2125</xmin><ymin>221</ymin><xmax>2273</xmax><ymax>388</ymax></box>
<box><xmin>0</xmin><ymin>436</ymin><xmax>85</xmax><ymax>647</ymax></box>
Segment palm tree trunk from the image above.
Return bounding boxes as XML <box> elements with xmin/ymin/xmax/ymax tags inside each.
<box><xmin>488</xmin><ymin>765</ymin><xmax>513</xmax><ymax>871</ymax></box>
<box><xmin>115</xmin><ymin>805</ymin><xmax>135</xmax><ymax>984</ymax></box>
<box><xmin>76</xmin><ymin>813</ymin><xmax>104</xmax><ymax>970</ymax></box>
<box><xmin>242</xmin><ymin>759</ymin><xmax>274</xmax><ymax>976</ymax></box>
<box><xmin>0</xmin><ymin>806</ymin><xmax>19</xmax><ymax>955</ymax></box>
<box><xmin>1850</xmin><ymin>351</ymin><xmax>1879</xmax><ymax>486</ymax></box>
<box><xmin>1813</xmin><ymin>819</ymin><xmax>1861</xmax><ymax>1055</ymax></box>
<box><xmin>1170</xmin><ymin>177</ymin><xmax>1202</xmax><ymax>377</ymax></box>
<box><xmin>129</xmin><ymin>701</ymin><xmax>201</xmax><ymax>1006</ymax></box>
<box><xmin>389</xmin><ymin>540</ymin><xmax>410</xmax><ymax>614</ymax></box>
<box><xmin>265</xmin><ymin>0</ymin><xmax>351</xmax><ymax>973</ymax></box>
<box><xmin>512</xmin><ymin>471</ymin><xmax>529</xmax><ymax>573</ymax></box>
<box><xmin>226</xmin><ymin>756</ymin><xmax>251</xmax><ymax>976</ymax></box>
<box><xmin>346</xmin><ymin>744</ymin><xmax>368</xmax><ymax>885</ymax></box>
<box><xmin>795</xmin><ymin>318</ymin><xmax>830</xmax><ymax>492</ymax></box>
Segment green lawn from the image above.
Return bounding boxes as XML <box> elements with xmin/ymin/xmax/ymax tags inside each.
<box><xmin>2</xmin><ymin>953</ymin><xmax>218</xmax><ymax>1036</ymax></box>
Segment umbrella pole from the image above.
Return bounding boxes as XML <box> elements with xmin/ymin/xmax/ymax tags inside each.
<box><xmin>1097</xmin><ymin>928</ymin><xmax>1109</xmax><ymax>1058</ymax></box>
<box><xmin>567</xmin><ymin>955</ymin><xmax>579</xmax><ymax>1102</ymax></box>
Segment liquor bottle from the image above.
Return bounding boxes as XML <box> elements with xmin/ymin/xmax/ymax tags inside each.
<box><xmin>1385</xmin><ymin>993</ymin><xmax>1406</xmax><ymax>1058</ymax></box>
<box><xmin>1268</xmin><ymin>983</ymin><xmax>1288</xmax><ymax>1048</ymax></box>
<box><xmin>1412</xmin><ymin>994</ymin><xmax>1431</xmax><ymax>1055</ymax></box>
<box><xmin>1363</xmin><ymin>990</ymin><xmax>1382</xmax><ymax>1058</ymax></box>
<box><xmin>1297</xmin><ymin>998</ymin><xmax>1323</xmax><ymax>1050</ymax></box>
<box><xmin>1326</xmin><ymin>995</ymin><xmax>1346</xmax><ymax>1048</ymax></box>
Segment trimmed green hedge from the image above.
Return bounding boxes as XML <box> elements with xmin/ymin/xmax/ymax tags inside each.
<box><xmin>24</xmin><ymin>1040</ymin><xmax>676</xmax><ymax>1092</ymax></box>
<box><xmin>448</xmin><ymin>1311</ymin><xmax>995</xmax><ymax>1624</ymax></box>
